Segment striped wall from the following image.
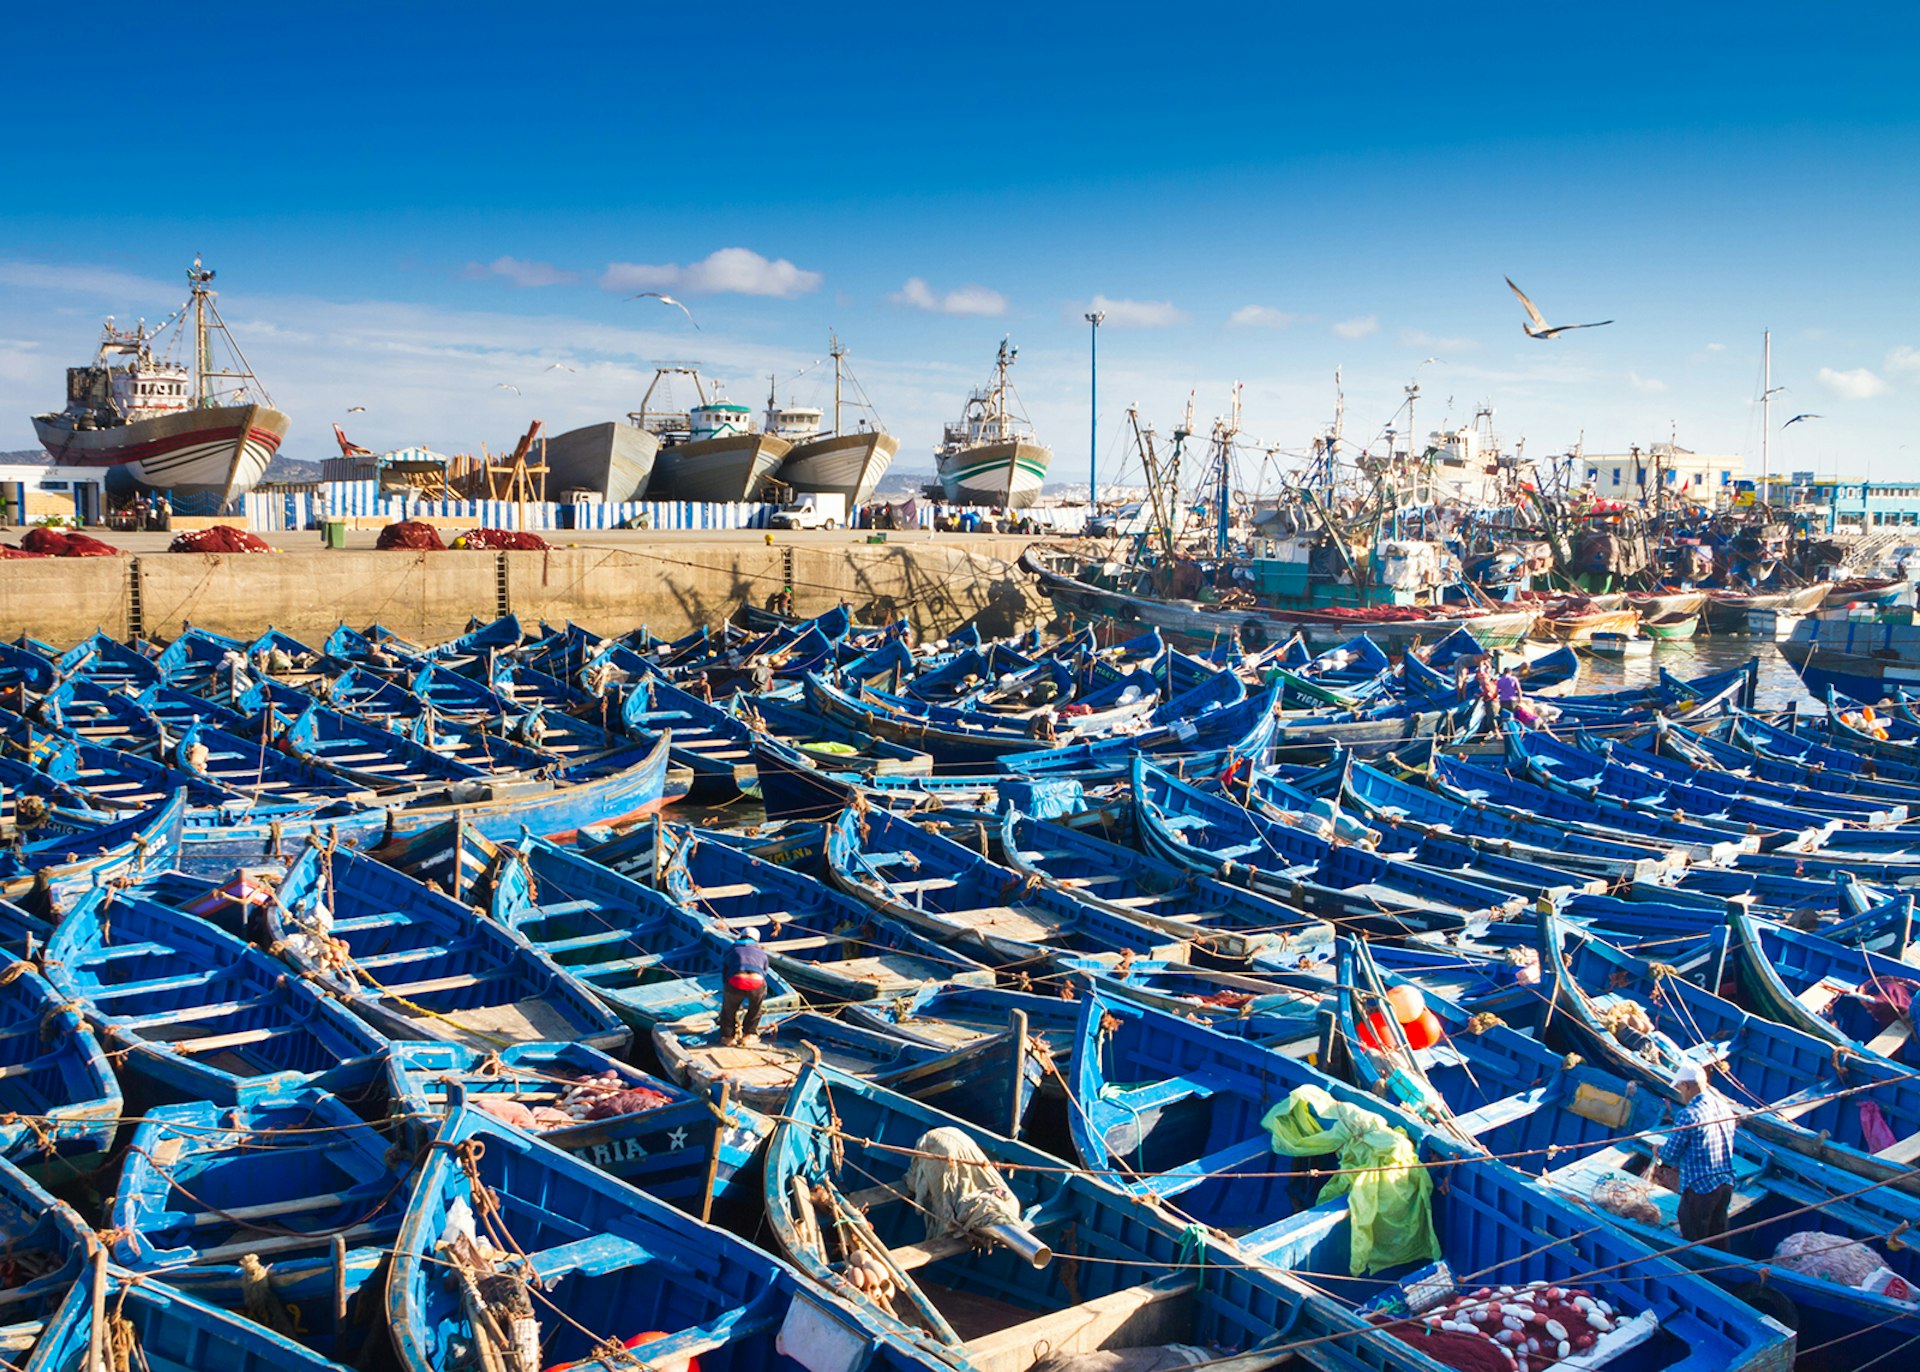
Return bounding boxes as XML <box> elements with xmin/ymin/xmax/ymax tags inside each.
<box><xmin>244</xmin><ymin>481</ymin><xmax>1090</xmax><ymax>536</ymax></box>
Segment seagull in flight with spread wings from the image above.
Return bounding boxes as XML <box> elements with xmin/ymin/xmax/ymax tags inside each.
<box><xmin>1782</xmin><ymin>413</ymin><xmax>1823</xmax><ymax>428</ymax></box>
<box><xmin>1505</xmin><ymin>277</ymin><xmax>1613</xmax><ymax>339</ymax></box>
<box><xmin>543</xmin><ymin>362</ymin><xmax>576</xmax><ymax>374</ymax></box>
<box><xmin>628</xmin><ymin>292</ymin><xmax>700</xmax><ymax>329</ymax></box>
<box><xmin>494</xmin><ymin>383</ymin><xmax>521</xmax><ymax>395</ymax></box>
<box><xmin>345</xmin><ymin>406</ymin><xmax>367</xmax><ymax>413</ymax></box>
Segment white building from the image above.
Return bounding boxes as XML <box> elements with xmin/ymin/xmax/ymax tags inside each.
<box><xmin>0</xmin><ymin>463</ymin><xmax>109</xmax><ymax>523</ymax></box>
<box><xmin>1582</xmin><ymin>444</ymin><xmax>1741</xmax><ymax>503</ymax></box>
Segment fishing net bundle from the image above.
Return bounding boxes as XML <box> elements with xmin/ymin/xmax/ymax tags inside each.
<box><xmin>1770</xmin><ymin>1231</ymin><xmax>1886</xmax><ymax>1286</ymax></box>
<box><xmin>17</xmin><ymin>527</ymin><xmax>121</xmax><ymax>556</ymax></box>
<box><xmin>168</xmin><ymin>525</ymin><xmax>273</xmax><ymax>554</ymax></box>
<box><xmin>1383</xmin><ymin>1284</ymin><xmax>1622</xmax><ymax>1372</ymax></box>
<box><xmin>1590</xmin><ymin>1176</ymin><xmax>1663</xmax><ymax>1226</ymax></box>
<box><xmin>455</xmin><ymin>528</ymin><xmax>550</xmax><ymax>551</ymax></box>
<box><xmin>375</xmin><ymin>520</ymin><xmax>446</xmax><ymax>550</ymax></box>
<box><xmin>903</xmin><ymin>1126</ymin><xmax>1022</xmax><ymax>1242</ymax></box>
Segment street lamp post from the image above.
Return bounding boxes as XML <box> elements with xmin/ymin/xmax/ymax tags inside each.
<box><xmin>1085</xmin><ymin>311</ymin><xmax>1106</xmax><ymax>511</ymax></box>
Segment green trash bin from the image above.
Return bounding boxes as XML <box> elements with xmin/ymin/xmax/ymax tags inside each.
<box><xmin>323</xmin><ymin>520</ymin><xmax>347</xmax><ymax>549</ymax></box>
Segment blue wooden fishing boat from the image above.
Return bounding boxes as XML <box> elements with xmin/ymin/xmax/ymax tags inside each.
<box><xmin>654</xmin><ymin>1001</ymin><xmax>1045</xmax><ymax>1130</ymax></box>
<box><xmin>54</xmin><ymin>630</ymin><xmax>161</xmax><ymax>691</ymax></box>
<box><xmin>324</xmin><ymin>621</ymin><xmax>428</xmax><ymax>672</ymax></box>
<box><xmin>1342</xmin><ymin>758</ymin><xmax>1679</xmax><ymax>880</ymax></box>
<box><xmin>266</xmin><ymin>842</ymin><xmax>630</xmax><ymax>1052</ymax></box>
<box><xmin>1431</xmin><ymin>753</ymin><xmax>1758</xmax><ymax>862</ymax></box>
<box><xmin>998</xmin><ymin>808</ymin><xmax>1334</xmax><ymax>966</ymax></box>
<box><xmin>382</xmin><ymin>1040</ymin><xmax>772</xmax><ymax>1215</ymax></box>
<box><xmin>827</xmin><ymin>804</ymin><xmax>1188</xmax><ymax>967</ymax></box>
<box><xmin>1541</xmin><ymin>907</ymin><xmax>1920</xmax><ymax>1198</ymax></box>
<box><xmin>0</xmin><ymin>957</ymin><xmax>118</xmax><ymax>1169</ymax></box>
<box><xmin>109</xmin><ymin>1083</ymin><xmax>412</xmax><ymax>1360</ymax></box>
<box><xmin>660</xmin><ymin>824</ymin><xmax>996</xmax><ymax>1001</ymax></box>
<box><xmin>1525</xmin><ymin>724</ymin><xmax>1912</xmax><ymax>833</ymax></box>
<box><xmin>490</xmin><ymin>833</ymin><xmax>800</xmax><ymax>1028</ymax></box>
<box><xmin>619</xmin><ymin>670</ymin><xmax>759</xmax><ymax>801</ymax></box>
<box><xmin>373</xmin><ymin>731</ymin><xmax>674</xmax><ymax>844</ymax></box>
<box><xmin>1658</xmin><ymin>715</ymin><xmax>1920</xmax><ymax>811</ymax></box>
<box><xmin>1724</xmin><ymin>904</ymin><xmax>1920</xmax><ymax>1063</ymax></box>
<box><xmin>387</xmin><ymin>1098</ymin><xmax>858</xmax><ymax>1372</ymax></box>
<box><xmin>1243</xmin><ymin>763</ymin><xmax>1605</xmax><ymax>903</ymax></box>
<box><xmin>1134</xmin><ymin>757</ymin><xmax>1513</xmax><ymax>934</ymax></box>
<box><xmin>1072</xmin><ymin>987</ymin><xmax>1799</xmax><ymax>1372</ymax></box>
<box><xmin>152</xmin><ymin>625</ymin><xmax>249</xmax><ymax>693</ymax></box>
<box><xmin>1325</xmin><ymin>940</ymin><xmax>1920</xmax><ymax>1362</ymax></box>
<box><xmin>0</xmin><ymin>1156</ymin><xmax>91</xmax><ymax>1357</ymax></box>
<box><xmin>0</xmin><ymin>777</ymin><xmax>186</xmax><ymax>902</ymax></box>
<box><xmin>171</xmin><ymin>718</ymin><xmax>373</xmax><ymax>810</ymax></box>
<box><xmin>25</xmin><ymin>1264</ymin><xmax>359</xmax><ymax>1372</ymax></box>
<box><xmin>1508</xmin><ymin>727</ymin><xmax>1839</xmax><ymax>849</ymax></box>
<box><xmin>731</xmin><ymin>689</ymin><xmax>933</xmax><ymax>776</ymax></box>
<box><xmin>44</xmin><ymin>882</ymin><xmax>388</xmax><ymax>1106</ymax></box>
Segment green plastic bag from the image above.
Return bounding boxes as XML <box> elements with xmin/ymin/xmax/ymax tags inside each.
<box><xmin>1260</xmin><ymin>1084</ymin><xmax>1441</xmax><ymax>1276</ymax></box>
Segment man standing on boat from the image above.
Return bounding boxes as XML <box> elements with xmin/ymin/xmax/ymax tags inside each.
<box><xmin>1661</xmin><ymin>1062</ymin><xmax>1739</xmax><ymax>1241</ymax></box>
<box><xmin>720</xmin><ymin>927</ymin><xmax>769</xmax><ymax>1047</ymax></box>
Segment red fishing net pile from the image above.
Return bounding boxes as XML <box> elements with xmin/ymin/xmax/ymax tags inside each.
<box><xmin>169</xmin><ymin>526</ymin><xmax>275</xmax><ymax>554</ymax></box>
<box><xmin>1381</xmin><ymin>1284</ymin><xmax>1620</xmax><ymax>1372</ymax></box>
<box><xmin>457</xmin><ymin>528</ymin><xmax>550</xmax><ymax>551</ymax></box>
<box><xmin>11</xmin><ymin>528</ymin><xmax>122</xmax><ymax>557</ymax></box>
<box><xmin>375</xmin><ymin>520</ymin><xmax>446</xmax><ymax>551</ymax></box>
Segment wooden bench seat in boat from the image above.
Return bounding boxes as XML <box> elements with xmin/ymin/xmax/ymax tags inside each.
<box><xmin>1875</xmin><ymin>1130</ymin><xmax>1920</xmax><ymax>1165</ymax></box>
<box><xmin>1793</xmin><ymin>976</ymin><xmax>1851</xmax><ymax>1016</ymax></box>
<box><xmin>1864</xmin><ymin>1018</ymin><xmax>1913</xmax><ymax>1059</ymax></box>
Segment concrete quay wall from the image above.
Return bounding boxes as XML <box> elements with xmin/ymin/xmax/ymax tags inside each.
<box><xmin>0</xmin><ymin>538</ymin><xmax>1052</xmax><ymax>647</ymax></box>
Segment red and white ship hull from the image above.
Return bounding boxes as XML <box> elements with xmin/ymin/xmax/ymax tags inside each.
<box><xmin>32</xmin><ymin>403</ymin><xmax>288</xmax><ymax>509</ymax></box>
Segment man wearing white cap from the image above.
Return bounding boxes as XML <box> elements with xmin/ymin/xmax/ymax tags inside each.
<box><xmin>1660</xmin><ymin>1061</ymin><xmax>1739</xmax><ymax>1241</ymax></box>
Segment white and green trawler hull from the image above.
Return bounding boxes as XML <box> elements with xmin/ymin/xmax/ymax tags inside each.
<box><xmin>936</xmin><ymin>439</ymin><xmax>1050</xmax><ymax>508</ymax></box>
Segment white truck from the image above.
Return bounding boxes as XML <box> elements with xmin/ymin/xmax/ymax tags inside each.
<box><xmin>767</xmin><ymin>493</ymin><xmax>847</xmax><ymax>530</ymax></box>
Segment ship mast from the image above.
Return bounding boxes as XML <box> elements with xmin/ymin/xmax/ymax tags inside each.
<box><xmin>831</xmin><ymin>333</ymin><xmax>844</xmax><ymax>434</ymax></box>
<box><xmin>191</xmin><ymin>257</ymin><xmax>214</xmax><ymax>408</ymax></box>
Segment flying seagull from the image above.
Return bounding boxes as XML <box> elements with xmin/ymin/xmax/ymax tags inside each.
<box><xmin>494</xmin><ymin>383</ymin><xmax>521</xmax><ymax>395</ymax></box>
<box><xmin>1505</xmin><ymin>277</ymin><xmax>1613</xmax><ymax>339</ymax></box>
<box><xmin>1782</xmin><ymin>413</ymin><xmax>1823</xmax><ymax>428</ymax></box>
<box><xmin>345</xmin><ymin>406</ymin><xmax>367</xmax><ymax>413</ymax></box>
<box><xmin>628</xmin><ymin>292</ymin><xmax>700</xmax><ymax>329</ymax></box>
<box><xmin>543</xmin><ymin>362</ymin><xmax>576</xmax><ymax>373</ymax></box>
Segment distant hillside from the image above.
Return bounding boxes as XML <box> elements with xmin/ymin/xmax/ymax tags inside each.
<box><xmin>262</xmin><ymin>454</ymin><xmax>325</xmax><ymax>484</ymax></box>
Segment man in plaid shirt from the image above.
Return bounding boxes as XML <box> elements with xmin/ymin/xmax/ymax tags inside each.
<box><xmin>1661</xmin><ymin>1062</ymin><xmax>1739</xmax><ymax>1241</ymax></box>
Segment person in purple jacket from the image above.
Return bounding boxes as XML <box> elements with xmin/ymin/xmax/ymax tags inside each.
<box><xmin>720</xmin><ymin>927</ymin><xmax>769</xmax><ymax>1047</ymax></box>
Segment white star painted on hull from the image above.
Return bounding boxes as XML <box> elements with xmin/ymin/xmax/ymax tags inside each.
<box><xmin>667</xmin><ymin>1127</ymin><xmax>688</xmax><ymax>1151</ymax></box>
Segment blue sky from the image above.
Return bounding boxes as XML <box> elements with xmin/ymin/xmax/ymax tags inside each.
<box><xmin>3</xmin><ymin>2</ymin><xmax>1916</xmax><ymax>490</ymax></box>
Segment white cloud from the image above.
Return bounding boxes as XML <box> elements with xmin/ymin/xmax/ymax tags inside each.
<box><xmin>1400</xmin><ymin>327</ymin><xmax>1475</xmax><ymax>353</ymax></box>
<box><xmin>0</xmin><ymin>260</ymin><xmax>174</xmax><ymax>300</ymax></box>
<box><xmin>1332</xmin><ymin>314</ymin><xmax>1378</xmax><ymax>340</ymax></box>
<box><xmin>1229</xmin><ymin>305</ymin><xmax>1299</xmax><ymax>329</ymax></box>
<box><xmin>600</xmin><ymin>248</ymin><xmax>821</xmax><ymax>298</ymax></box>
<box><xmin>1081</xmin><ymin>294</ymin><xmax>1187</xmax><ymax>328</ymax></box>
<box><xmin>1886</xmin><ymin>345</ymin><xmax>1920</xmax><ymax>375</ymax></box>
<box><xmin>1818</xmin><ymin>366</ymin><xmax>1889</xmax><ymax>400</ymax></box>
<box><xmin>1628</xmin><ymin>371</ymin><xmax>1667</xmax><ymax>393</ymax></box>
<box><xmin>890</xmin><ymin>277</ymin><xmax>1007</xmax><ymax>317</ymax></box>
<box><xmin>1704</xmin><ymin>342</ymin><xmax>1726</xmax><ymax>352</ymax></box>
<box><xmin>463</xmin><ymin>256</ymin><xmax>576</xmax><ymax>288</ymax></box>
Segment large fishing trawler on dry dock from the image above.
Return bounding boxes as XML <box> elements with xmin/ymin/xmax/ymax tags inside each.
<box><xmin>31</xmin><ymin>256</ymin><xmax>289</xmax><ymax>512</ymax></box>
<box><xmin>935</xmin><ymin>338</ymin><xmax>1051</xmax><ymax>507</ymax></box>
